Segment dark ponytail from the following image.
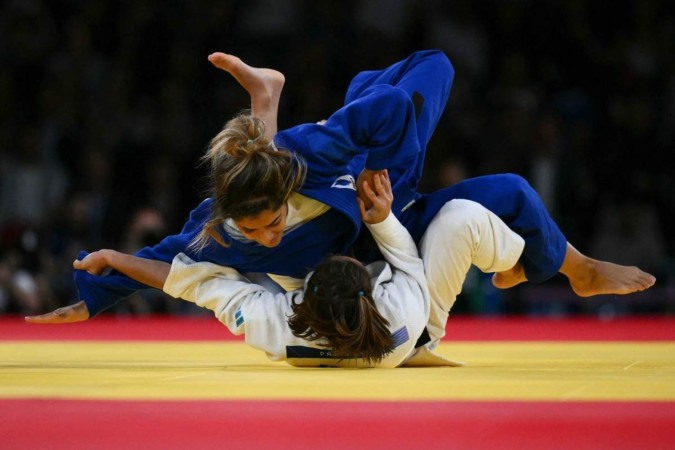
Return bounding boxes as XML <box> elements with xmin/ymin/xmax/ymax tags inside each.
<box><xmin>288</xmin><ymin>256</ymin><xmax>395</xmax><ymax>364</ymax></box>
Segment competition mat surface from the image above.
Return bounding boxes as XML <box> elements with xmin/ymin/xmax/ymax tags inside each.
<box><xmin>1</xmin><ymin>316</ymin><xmax>674</xmax><ymax>449</ymax></box>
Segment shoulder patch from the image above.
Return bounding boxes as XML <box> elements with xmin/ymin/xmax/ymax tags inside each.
<box><xmin>331</xmin><ymin>174</ymin><xmax>356</xmax><ymax>191</ymax></box>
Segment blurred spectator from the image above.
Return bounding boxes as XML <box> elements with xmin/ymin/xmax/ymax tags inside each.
<box><xmin>0</xmin><ymin>126</ymin><xmax>69</xmax><ymax>227</ymax></box>
<box><xmin>109</xmin><ymin>207</ymin><xmax>170</xmax><ymax>315</ymax></box>
<box><xmin>529</xmin><ymin>111</ymin><xmax>565</xmax><ymax>219</ymax></box>
<box><xmin>44</xmin><ymin>193</ymin><xmax>99</xmax><ymax>307</ymax></box>
<box><xmin>0</xmin><ymin>226</ymin><xmax>56</xmax><ymax>314</ymax></box>
<box><xmin>112</xmin><ymin>207</ymin><xmax>203</xmax><ymax>316</ymax></box>
<box><xmin>120</xmin><ymin>207</ymin><xmax>167</xmax><ymax>255</ymax></box>
<box><xmin>433</xmin><ymin>156</ymin><xmax>469</xmax><ymax>191</ymax></box>
<box><xmin>0</xmin><ymin>248</ymin><xmax>41</xmax><ymax>314</ymax></box>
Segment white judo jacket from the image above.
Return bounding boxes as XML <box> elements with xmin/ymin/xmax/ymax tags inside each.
<box><xmin>163</xmin><ymin>213</ymin><xmax>433</xmax><ymax>368</ymax></box>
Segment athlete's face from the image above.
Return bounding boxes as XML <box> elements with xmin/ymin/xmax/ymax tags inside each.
<box><xmin>233</xmin><ymin>204</ymin><xmax>289</xmax><ymax>247</ymax></box>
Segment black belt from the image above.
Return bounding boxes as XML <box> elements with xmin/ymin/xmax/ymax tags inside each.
<box><xmin>414</xmin><ymin>327</ymin><xmax>431</xmax><ymax>348</ymax></box>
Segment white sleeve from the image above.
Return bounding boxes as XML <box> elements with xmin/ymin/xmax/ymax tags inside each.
<box><xmin>366</xmin><ymin>213</ymin><xmax>429</xmax><ymax>317</ymax></box>
<box><xmin>364</xmin><ymin>214</ymin><xmax>431</xmax><ymax>367</ymax></box>
<box><xmin>366</xmin><ymin>213</ymin><xmax>424</xmax><ymax>276</ymax></box>
<box><xmin>163</xmin><ymin>253</ymin><xmax>302</xmax><ymax>360</ymax></box>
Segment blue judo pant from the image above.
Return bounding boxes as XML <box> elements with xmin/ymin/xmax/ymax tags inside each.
<box><xmin>347</xmin><ymin>50</ymin><xmax>567</xmax><ymax>282</ymax></box>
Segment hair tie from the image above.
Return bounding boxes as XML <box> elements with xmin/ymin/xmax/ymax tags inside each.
<box><xmin>247</xmin><ymin>139</ymin><xmax>254</xmax><ymax>145</ymax></box>
<box><xmin>356</xmin><ymin>290</ymin><xmax>364</xmax><ymax>297</ymax></box>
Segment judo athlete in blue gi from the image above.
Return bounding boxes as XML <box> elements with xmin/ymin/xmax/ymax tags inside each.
<box><xmin>66</xmin><ymin>172</ymin><xmax>525</xmax><ymax>367</ymax></box>
<box><xmin>25</xmin><ymin>50</ymin><xmax>655</xmax><ymax>325</ymax></box>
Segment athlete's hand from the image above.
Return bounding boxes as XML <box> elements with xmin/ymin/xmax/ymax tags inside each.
<box><xmin>357</xmin><ymin>170</ymin><xmax>392</xmax><ymax>224</ymax></box>
<box><xmin>24</xmin><ymin>301</ymin><xmax>90</xmax><ymax>324</ymax></box>
<box><xmin>356</xmin><ymin>169</ymin><xmax>377</xmax><ymax>210</ymax></box>
<box><xmin>73</xmin><ymin>250</ymin><xmax>114</xmax><ymax>275</ymax></box>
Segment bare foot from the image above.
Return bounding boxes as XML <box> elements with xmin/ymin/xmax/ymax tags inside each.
<box><xmin>567</xmin><ymin>259</ymin><xmax>656</xmax><ymax>297</ymax></box>
<box><xmin>560</xmin><ymin>243</ymin><xmax>656</xmax><ymax>297</ymax></box>
<box><xmin>208</xmin><ymin>52</ymin><xmax>285</xmax><ymax>95</ymax></box>
<box><xmin>208</xmin><ymin>52</ymin><xmax>284</xmax><ymax>124</ymax></box>
<box><xmin>25</xmin><ymin>301</ymin><xmax>90</xmax><ymax>324</ymax></box>
<box><xmin>492</xmin><ymin>262</ymin><xmax>527</xmax><ymax>289</ymax></box>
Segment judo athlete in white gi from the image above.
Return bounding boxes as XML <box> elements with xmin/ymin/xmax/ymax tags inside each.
<box><xmin>71</xmin><ymin>172</ymin><xmax>524</xmax><ymax>368</ymax></box>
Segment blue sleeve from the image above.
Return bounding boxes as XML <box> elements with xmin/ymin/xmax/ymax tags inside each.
<box><xmin>291</xmin><ymin>84</ymin><xmax>421</xmax><ymax>175</ymax></box>
<box><xmin>76</xmin><ymin>199</ymin><xmax>212</xmax><ymax>317</ymax></box>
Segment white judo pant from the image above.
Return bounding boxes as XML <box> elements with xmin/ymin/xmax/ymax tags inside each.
<box><xmin>419</xmin><ymin>199</ymin><xmax>525</xmax><ymax>348</ymax></box>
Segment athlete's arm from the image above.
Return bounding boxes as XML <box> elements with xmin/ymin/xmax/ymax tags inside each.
<box><xmin>72</xmin><ymin>250</ymin><xmax>170</xmax><ymax>290</ymax></box>
<box><xmin>25</xmin><ymin>250</ymin><xmax>171</xmax><ymax>324</ymax></box>
<box><xmin>25</xmin><ymin>198</ymin><xmax>215</xmax><ymax>323</ymax></box>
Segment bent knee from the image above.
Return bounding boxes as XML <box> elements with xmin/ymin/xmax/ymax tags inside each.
<box><xmin>415</xmin><ymin>50</ymin><xmax>454</xmax><ymax>77</ymax></box>
<box><xmin>361</xmin><ymin>84</ymin><xmax>411</xmax><ymax>111</ymax></box>
<box><xmin>431</xmin><ymin>199</ymin><xmax>490</xmax><ymax>232</ymax></box>
<box><xmin>500</xmin><ymin>173</ymin><xmax>530</xmax><ymax>188</ymax></box>
<box><xmin>434</xmin><ymin>52</ymin><xmax>454</xmax><ymax>79</ymax></box>
<box><xmin>494</xmin><ymin>173</ymin><xmax>536</xmax><ymax>199</ymax></box>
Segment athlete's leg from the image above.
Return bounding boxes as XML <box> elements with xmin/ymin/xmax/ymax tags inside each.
<box><xmin>344</xmin><ymin>50</ymin><xmax>454</xmax><ymax>153</ymax></box>
<box><xmin>208</xmin><ymin>52</ymin><xmax>285</xmax><ymax>139</ymax></box>
<box><xmin>348</xmin><ymin>50</ymin><xmax>454</xmax><ymax>211</ymax></box>
<box><xmin>404</xmin><ymin>173</ymin><xmax>567</xmax><ymax>282</ymax></box>
<box><xmin>405</xmin><ymin>173</ymin><xmax>656</xmax><ymax>296</ymax></box>
<box><xmin>419</xmin><ymin>199</ymin><xmax>524</xmax><ymax>346</ymax></box>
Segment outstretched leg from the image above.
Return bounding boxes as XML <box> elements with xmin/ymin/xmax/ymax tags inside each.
<box><xmin>208</xmin><ymin>52</ymin><xmax>285</xmax><ymax>139</ymax></box>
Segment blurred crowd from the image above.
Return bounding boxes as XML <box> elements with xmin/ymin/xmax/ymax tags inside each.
<box><xmin>1</xmin><ymin>0</ymin><xmax>673</xmax><ymax>317</ymax></box>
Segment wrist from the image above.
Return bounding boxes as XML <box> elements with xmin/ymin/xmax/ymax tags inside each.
<box><xmin>365</xmin><ymin>210</ymin><xmax>392</xmax><ymax>225</ymax></box>
<box><xmin>100</xmin><ymin>249</ymin><xmax>117</xmax><ymax>267</ymax></box>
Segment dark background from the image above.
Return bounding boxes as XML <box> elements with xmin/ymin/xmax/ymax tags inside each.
<box><xmin>1</xmin><ymin>0</ymin><xmax>673</xmax><ymax>317</ymax></box>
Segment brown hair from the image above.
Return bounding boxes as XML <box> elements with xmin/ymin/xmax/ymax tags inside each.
<box><xmin>287</xmin><ymin>256</ymin><xmax>395</xmax><ymax>364</ymax></box>
<box><xmin>191</xmin><ymin>112</ymin><xmax>307</xmax><ymax>251</ymax></box>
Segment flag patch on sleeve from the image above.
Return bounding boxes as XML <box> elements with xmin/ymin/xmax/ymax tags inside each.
<box><xmin>235</xmin><ymin>309</ymin><xmax>244</xmax><ymax>327</ymax></box>
<box><xmin>391</xmin><ymin>326</ymin><xmax>409</xmax><ymax>347</ymax></box>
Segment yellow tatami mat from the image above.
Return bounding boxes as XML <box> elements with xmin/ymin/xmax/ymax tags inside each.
<box><xmin>2</xmin><ymin>341</ymin><xmax>674</xmax><ymax>401</ymax></box>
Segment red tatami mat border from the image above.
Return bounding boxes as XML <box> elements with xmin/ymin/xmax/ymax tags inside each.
<box><xmin>1</xmin><ymin>399</ymin><xmax>673</xmax><ymax>450</ymax></box>
<box><xmin>2</xmin><ymin>315</ymin><xmax>674</xmax><ymax>341</ymax></box>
